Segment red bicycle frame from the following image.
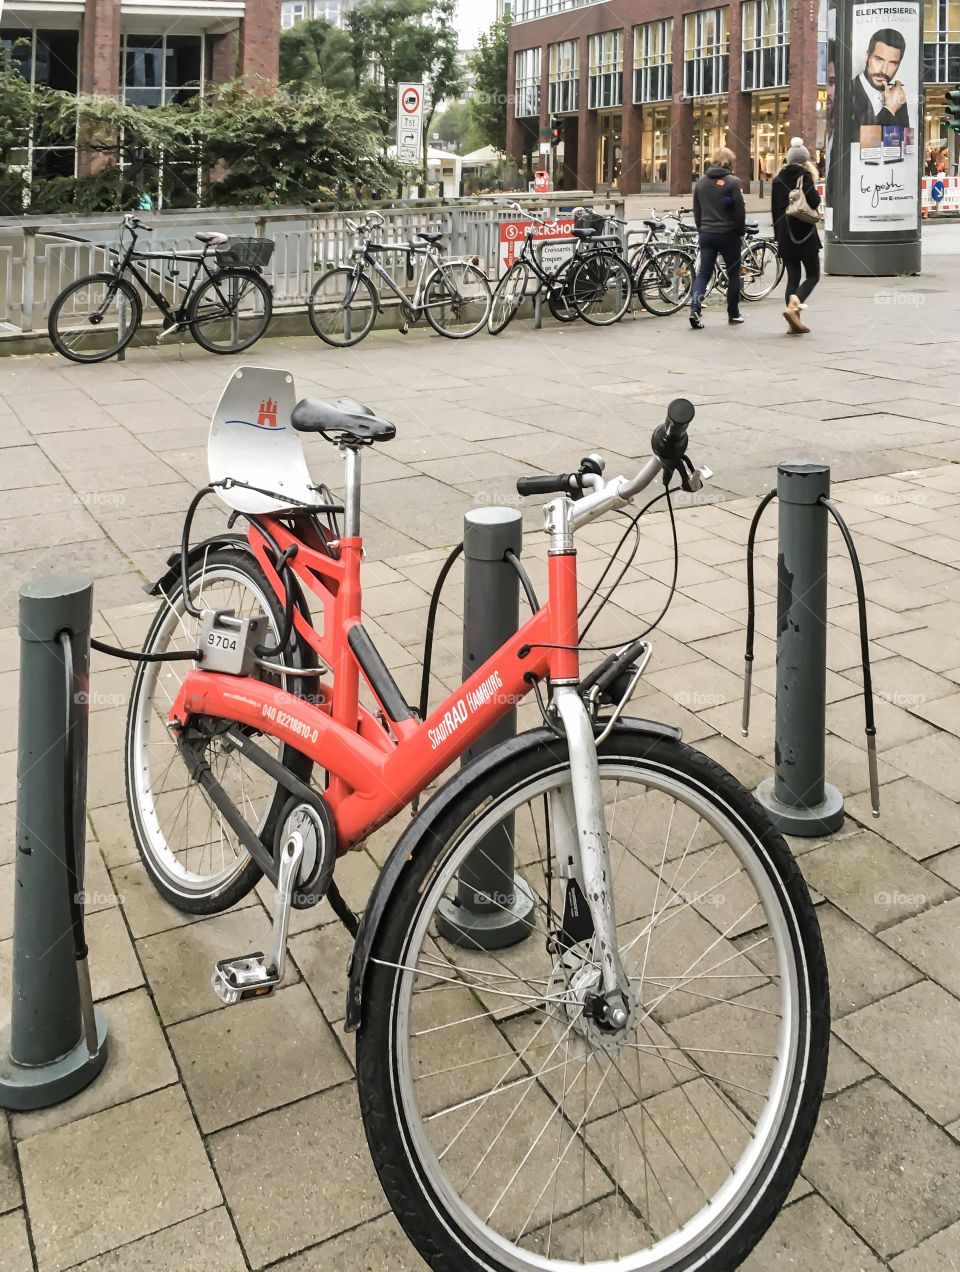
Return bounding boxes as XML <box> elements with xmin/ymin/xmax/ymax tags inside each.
<box><xmin>168</xmin><ymin>516</ymin><xmax>580</xmax><ymax>851</ymax></box>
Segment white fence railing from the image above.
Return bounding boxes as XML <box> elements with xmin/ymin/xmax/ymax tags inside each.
<box><xmin>0</xmin><ymin>197</ymin><xmax>621</xmax><ymax>335</ymax></box>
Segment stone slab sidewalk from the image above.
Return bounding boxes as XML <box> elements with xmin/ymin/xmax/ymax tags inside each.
<box><xmin>0</xmin><ymin>255</ymin><xmax>958</xmax><ymax>1270</ymax></box>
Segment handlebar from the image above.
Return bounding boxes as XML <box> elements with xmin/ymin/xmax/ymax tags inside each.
<box><xmin>122</xmin><ymin>214</ymin><xmax>151</xmax><ymax>232</ymax></box>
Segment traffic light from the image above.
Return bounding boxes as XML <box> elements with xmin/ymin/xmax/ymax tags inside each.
<box><xmin>550</xmin><ymin>116</ymin><xmax>562</xmax><ymax>146</ymax></box>
<box><xmin>947</xmin><ymin>85</ymin><xmax>960</xmax><ymax>133</ymax></box>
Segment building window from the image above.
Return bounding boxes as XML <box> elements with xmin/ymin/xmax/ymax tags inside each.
<box><xmin>548</xmin><ymin>39</ymin><xmax>579</xmax><ymax>112</ymax></box>
<box><xmin>634</xmin><ymin>20</ymin><xmax>673</xmax><ymax>103</ymax></box>
<box><xmin>0</xmin><ymin>27</ymin><xmax>79</xmax><ymax>180</ymax></box>
<box><xmin>588</xmin><ymin>30</ymin><xmax>623</xmax><ymax>109</ymax></box>
<box><xmin>282</xmin><ymin>0</ymin><xmax>346</xmax><ymax>28</ymax></box>
<box><xmin>514</xmin><ymin>47</ymin><xmax>541</xmax><ymax>117</ymax></box>
<box><xmin>511</xmin><ymin>0</ymin><xmax>575</xmax><ymax>21</ymax></box>
<box><xmin>684</xmin><ymin>8</ymin><xmax>729</xmax><ymax>97</ymax></box>
<box><xmin>121</xmin><ymin>33</ymin><xmax>204</xmax><ymax>107</ymax></box>
<box><xmin>742</xmin><ymin>0</ymin><xmax>789</xmax><ymax>89</ymax></box>
<box><xmin>281</xmin><ymin>3</ymin><xmax>308</xmax><ymax>28</ymax></box>
<box><xmin>924</xmin><ymin>0</ymin><xmax>960</xmax><ymax>81</ymax></box>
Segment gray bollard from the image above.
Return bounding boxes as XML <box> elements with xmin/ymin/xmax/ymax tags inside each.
<box><xmin>0</xmin><ymin>575</ymin><xmax>108</xmax><ymax>1110</ymax></box>
<box><xmin>436</xmin><ymin>508</ymin><xmax>535</xmax><ymax>949</ymax></box>
<box><xmin>755</xmin><ymin>464</ymin><xmax>844</xmax><ymax>836</ymax></box>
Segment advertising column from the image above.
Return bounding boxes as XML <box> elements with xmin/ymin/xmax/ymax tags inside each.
<box><xmin>824</xmin><ymin>1</ymin><xmax>922</xmax><ymax>274</ymax></box>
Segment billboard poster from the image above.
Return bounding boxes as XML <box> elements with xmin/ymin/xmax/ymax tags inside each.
<box><xmin>847</xmin><ymin>2</ymin><xmax>921</xmax><ymax>231</ymax></box>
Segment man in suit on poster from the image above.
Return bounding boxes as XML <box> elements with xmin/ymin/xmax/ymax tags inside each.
<box><xmin>851</xmin><ymin>27</ymin><xmax>911</xmax><ymax>127</ymax></box>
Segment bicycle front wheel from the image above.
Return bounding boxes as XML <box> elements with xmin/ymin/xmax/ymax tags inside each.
<box><xmin>636</xmin><ymin>249</ymin><xmax>695</xmax><ymax>317</ymax></box>
<box><xmin>308</xmin><ymin>267</ymin><xmax>377</xmax><ymax>348</ymax></box>
<box><xmin>187</xmin><ymin>268</ymin><xmax>272</xmax><ymax>354</ymax></box>
<box><xmin>48</xmin><ymin>273</ymin><xmax>142</xmax><ymax>364</ymax></box>
<box><xmin>740</xmin><ymin>240</ymin><xmax>783</xmax><ymax>302</ymax></box>
<box><xmin>568</xmin><ymin>252</ymin><xmax>633</xmax><ymax>325</ymax></box>
<box><xmin>424</xmin><ymin>262</ymin><xmax>492</xmax><ymax>338</ymax></box>
<box><xmin>358</xmin><ymin>728</ymin><xmax>828</xmax><ymax>1272</ymax></box>
<box><xmin>488</xmin><ymin>262</ymin><xmax>529</xmax><ymax>335</ymax></box>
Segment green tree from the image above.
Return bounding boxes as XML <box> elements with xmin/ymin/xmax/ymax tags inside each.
<box><xmin>468</xmin><ymin>15</ymin><xmax>509</xmax><ymax>152</ymax></box>
<box><xmin>280</xmin><ymin>18</ymin><xmax>355</xmax><ymax>94</ymax></box>
<box><xmin>346</xmin><ymin>0</ymin><xmax>463</xmax><ymax>183</ymax></box>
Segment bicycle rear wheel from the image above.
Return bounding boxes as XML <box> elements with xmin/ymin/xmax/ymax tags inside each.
<box><xmin>357</xmin><ymin>728</ymin><xmax>828</xmax><ymax>1272</ymax></box>
<box><xmin>488</xmin><ymin>262</ymin><xmax>529</xmax><ymax>335</ymax></box>
<box><xmin>308</xmin><ymin>267</ymin><xmax>378</xmax><ymax>348</ymax></box>
<box><xmin>568</xmin><ymin>252</ymin><xmax>633</xmax><ymax>325</ymax></box>
<box><xmin>48</xmin><ymin>273</ymin><xmax>142</xmax><ymax>364</ymax></box>
<box><xmin>187</xmin><ymin>269</ymin><xmax>272</xmax><ymax>354</ymax></box>
<box><xmin>425</xmin><ymin>262</ymin><xmax>492</xmax><ymax>338</ymax></box>
<box><xmin>740</xmin><ymin>240</ymin><xmax>783</xmax><ymax>302</ymax></box>
<box><xmin>124</xmin><ymin>548</ymin><xmax>313</xmax><ymax>914</ymax></box>
<box><xmin>636</xmin><ymin>249</ymin><xmax>695</xmax><ymax>317</ymax></box>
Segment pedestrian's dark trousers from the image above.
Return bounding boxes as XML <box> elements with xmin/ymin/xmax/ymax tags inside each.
<box><xmin>691</xmin><ymin>231</ymin><xmax>742</xmax><ymax>317</ymax></box>
<box><xmin>783</xmin><ymin>242</ymin><xmax>821</xmax><ymax>306</ymax></box>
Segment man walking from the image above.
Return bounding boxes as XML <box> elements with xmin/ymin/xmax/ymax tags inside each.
<box><xmin>689</xmin><ymin>146</ymin><xmax>746</xmax><ymax>330</ymax></box>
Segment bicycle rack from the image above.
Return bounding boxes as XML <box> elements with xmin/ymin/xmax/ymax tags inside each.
<box><xmin>742</xmin><ymin>462</ymin><xmax>880</xmax><ymax>836</ymax></box>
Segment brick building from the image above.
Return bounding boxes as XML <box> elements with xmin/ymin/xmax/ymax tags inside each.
<box><xmin>506</xmin><ymin>0</ymin><xmax>959</xmax><ymax>195</ymax></box>
<box><xmin>1</xmin><ymin>0</ymin><xmax>280</xmax><ymax>178</ymax></box>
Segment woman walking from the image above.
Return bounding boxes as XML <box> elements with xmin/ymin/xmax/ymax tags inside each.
<box><xmin>771</xmin><ymin>142</ymin><xmax>822</xmax><ymax>334</ymax></box>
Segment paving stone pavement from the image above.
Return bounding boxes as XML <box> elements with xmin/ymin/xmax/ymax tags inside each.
<box><xmin>0</xmin><ymin>254</ymin><xmax>959</xmax><ymax>1269</ymax></box>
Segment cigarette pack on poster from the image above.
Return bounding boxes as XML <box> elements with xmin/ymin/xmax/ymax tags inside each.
<box><xmin>859</xmin><ymin>125</ymin><xmax>882</xmax><ymax>164</ymax></box>
<box><xmin>882</xmin><ymin>125</ymin><xmax>903</xmax><ymax>162</ymax></box>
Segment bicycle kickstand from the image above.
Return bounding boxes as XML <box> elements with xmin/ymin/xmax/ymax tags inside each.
<box><xmin>211</xmin><ymin>832</ymin><xmax>304</xmax><ymax>1005</ymax></box>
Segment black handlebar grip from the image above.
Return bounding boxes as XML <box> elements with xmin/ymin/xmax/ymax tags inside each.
<box><xmin>516</xmin><ymin>474</ymin><xmax>574</xmax><ymax>497</ymax></box>
<box><xmin>664</xmin><ymin>398</ymin><xmax>695</xmax><ymax>436</ymax></box>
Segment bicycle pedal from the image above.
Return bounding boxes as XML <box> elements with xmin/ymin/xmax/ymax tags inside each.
<box><xmin>212</xmin><ymin>952</ymin><xmax>280</xmax><ymax>1004</ymax></box>
<box><xmin>399</xmin><ymin>322</ymin><xmax>409</xmax><ymax>335</ymax></box>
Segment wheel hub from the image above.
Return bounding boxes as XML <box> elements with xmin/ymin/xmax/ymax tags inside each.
<box><xmin>545</xmin><ymin>939</ymin><xmax>636</xmax><ymax>1057</ymax></box>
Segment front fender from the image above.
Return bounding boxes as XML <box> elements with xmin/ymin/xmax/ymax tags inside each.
<box><xmin>344</xmin><ymin>714</ymin><xmax>681</xmax><ymax>1032</ymax></box>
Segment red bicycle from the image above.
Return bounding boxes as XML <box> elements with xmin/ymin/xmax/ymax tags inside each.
<box><xmin>124</xmin><ymin>367</ymin><xmax>827</xmax><ymax>1272</ymax></box>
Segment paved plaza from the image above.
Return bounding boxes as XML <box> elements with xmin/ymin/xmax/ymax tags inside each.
<box><xmin>0</xmin><ymin>248</ymin><xmax>959</xmax><ymax>1271</ymax></box>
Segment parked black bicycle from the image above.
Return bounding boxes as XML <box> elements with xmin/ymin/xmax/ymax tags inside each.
<box><xmin>48</xmin><ymin>214</ymin><xmax>274</xmax><ymax>363</ymax></box>
<box><xmin>488</xmin><ymin>202</ymin><xmax>633</xmax><ymax>334</ymax></box>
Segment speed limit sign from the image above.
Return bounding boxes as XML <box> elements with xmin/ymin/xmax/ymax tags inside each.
<box><xmin>397</xmin><ymin>82</ymin><xmax>424</xmax><ymax>163</ymax></box>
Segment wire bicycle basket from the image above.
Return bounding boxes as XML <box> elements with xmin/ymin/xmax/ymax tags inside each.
<box><xmin>216</xmin><ymin>237</ymin><xmax>275</xmax><ymax>269</ymax></box>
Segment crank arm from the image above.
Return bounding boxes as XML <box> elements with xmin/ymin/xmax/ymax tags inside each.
<box><xmin>175</xmin><ymin>733</ymin><xmax>279</xmax><ymax>886</ymax></box>
<box><xmin>552</xmin><ymin>686</ymin><xmax>629</xmax><ymax>1005</ymax></box>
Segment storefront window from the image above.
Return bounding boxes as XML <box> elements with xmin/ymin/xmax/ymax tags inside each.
<box><xmin>514</xmin><ymin>47</ymin><xmax>541</xmax><ymax>117</ymax></box>
<box><xmin>634</xmin><ymin>20</ymin><xmax>673</xmax><ymax>103</ymax></box>
<box><xmin>588</xmin><ymin>31</ymin><xmax>623</xmax><ymax>109</ymax></box>
<box><xmin>548</xmin><ymin>39</ymin><xmax>579</xmax><ymax>113</ymax></box>
<box><xmin>742</xmin><ymin>0</ymin><xmax>790</xmax><ymax>89</ymax></box>
<box><xmin>641</xmin><ymin>105</ymin><xmax>671</xmax><ymax>185</ymax></box>
<box><xmin>596</xmin><ymin>111</ymin><xmax>623</xmax><ymax>186</ymax></box>
<box><xmin>691</xmin><ymin>100</ymin><xmax>728</xmax><ymax>181</ymax></box>
<box><xmin>684</xmin><ymin>9</ymin><xmax>729</xmax><ymax>97</ymax></box>
<box><xmin>751</xmin><ymin>92</ymin><xmax>790</xmax><ymax>181</ymax></box>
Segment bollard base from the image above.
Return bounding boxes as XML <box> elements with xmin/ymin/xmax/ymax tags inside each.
<box><xmin>755</xmin><ymin>778</ymin><xmax>844</xmax><ymax>838</ymax></box>
<box><xmin>435</xmin><ymin>875</ymin><xmax>536</xmax><ymax>951</ymax></box>
<box><xmin>0</xmin><ymin>1009</ymin><xmax>108</xmax><ymax>1112</ymax></box>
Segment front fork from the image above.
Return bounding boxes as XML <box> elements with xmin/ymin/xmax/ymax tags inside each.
<box><xmin>551</xmin><ymin>684</ymin><xmax>630</xmax><ymax>1022</ymax></box>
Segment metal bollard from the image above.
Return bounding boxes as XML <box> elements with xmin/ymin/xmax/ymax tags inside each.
<box><xmin>0</xmin><ymin>576</ymin><xmax>108</xmax><ymax>1110</ymax></box>
<box><xmin>755</xmin><ymin>464</ymin><xmax>845</xmax><ymax>836</ymax></box>
<box><xmin>436</xmin><ymin>508</ymin><xmax>535</xmax><ymax>950</ymax></box>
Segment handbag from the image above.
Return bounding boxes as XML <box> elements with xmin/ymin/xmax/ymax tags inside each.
<box><xmin>786</xmin><ymin>175</ymin><xmax>822</xmax><ymax>225</ymax></box>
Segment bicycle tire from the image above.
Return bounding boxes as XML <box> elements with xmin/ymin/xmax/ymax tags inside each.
<box><xmin>568</xmin><ymin>250</ymin><xmax>633</xmax><ymax>325</ymax></box>
<box><xmin>740</xmin><ymin>240</ymin><xmax>783</xmax><ymax>302</ymax></box>
<box><xmin>636</xmin><ymin>248</ymin><xmax>695</xmax><ymax>317</ymax></box>
<box><xmin>124</xmin><ymin>548</ymin><xmax>314</xmax><ymax>915</ymax></box>
<box><xmin>308</xmin><ymin>267</ymin><xmax>378</xmax><ymax>348</ymax></box>
<box><xmin>357</xmin><ymin>727</ymin><xmax>828</xmax><ymax>1272</ymax></box>
<box><xmin>488</xmin><ymin>261</ymin><xmax>529</xmax><ymax>335</ymax></box>
<box><xmin>187</xmin><ymin>268</ymin><xmax>272</xmax><ymax>354</ymax></box>
<box><xmin>48</xmin><ymin>273</ymin><xmax>142</xmax><ymax>364</ymax></box>
<box><xmin>424</xmin><ymin>261</ymin><xmax>492</xmax><ymax>339</ymax></box>
<box><xmin>545</xmin><ymin>259</ymin><xmax>580</xmax><ymax>323</ymax></box>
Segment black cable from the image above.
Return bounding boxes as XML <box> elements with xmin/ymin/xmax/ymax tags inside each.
<box><xmin>821</xmin><ymin>498</ymin><xmax>877</xmax><ymax>735</ymax></box>
<box><xmin>630</xmin><ymin>486</ymin><xmax>680</xmax><ymax>643</ymax></box>
<box><xmin>418</xmin><ymin>542</ymin><xmax>464</xmax><ymax>721</ymax></box>
<box><xmin>505</xmin><ymin>549</ymin><xmax>540</xmax><ymax>612</ymax></box>
<box><xmin>179</xmin><ymin>485</ymin><xmax>215</xmax><ymax>619</ymax></box>
<box><xmin>91</xmin><ymin>637</ymin><xmax>199</xmax><ymax>663</ymax></box>
<box><xmin>744</xmin><ymin>489</ymin><xmax>777</xmax><ymax>669</ymax></box>
<box><xmin>578</xmin><ymin>488</ymin><xmax>674</xmax><ymax>639</ymax></box>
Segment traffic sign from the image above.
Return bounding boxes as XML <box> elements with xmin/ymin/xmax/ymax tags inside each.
<box><xmin>397</xmin><ymin>82</ymin><xmax>424</xmax><ymax>163</ymax></box>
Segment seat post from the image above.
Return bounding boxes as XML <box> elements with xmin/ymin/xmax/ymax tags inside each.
<box><xmin>342</xmin><ymin>444</ymin><xmax>362</xmax><ymax>537</ymax></box>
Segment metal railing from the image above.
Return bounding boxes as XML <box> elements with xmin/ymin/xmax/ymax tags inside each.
<box><xmin>0</xmin><ymin>196</ymin><xmax>621</xmax><ymax>335</ymax></box>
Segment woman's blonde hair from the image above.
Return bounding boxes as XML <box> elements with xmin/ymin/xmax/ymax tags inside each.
<box><xmin>711</xmin><ymin>146</ymin><xmax>735</xmax><ymax>168</ymax></box>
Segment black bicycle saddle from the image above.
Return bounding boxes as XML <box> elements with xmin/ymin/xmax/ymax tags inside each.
<box><xmin>291</xmin><ymin>398</ymin><xmax>396</xmax><ymax>444</ymax></box>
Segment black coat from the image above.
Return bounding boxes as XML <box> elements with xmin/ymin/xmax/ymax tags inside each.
<box><xmin>771</xmin><ymin>164</ymin><xmax>822</xmax><ymax>257</ymax></box>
